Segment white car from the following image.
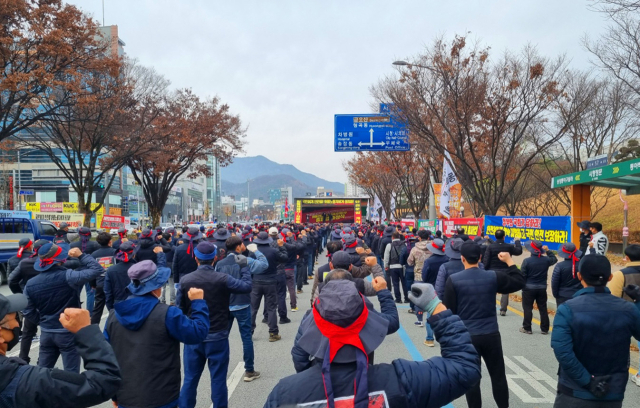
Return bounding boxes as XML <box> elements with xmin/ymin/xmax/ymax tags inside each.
<box><xmin>160</xmin><ymin>223</ymin><xmax>174</xmax><ymax>231</ymax></box>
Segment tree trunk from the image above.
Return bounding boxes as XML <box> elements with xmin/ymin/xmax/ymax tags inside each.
<box><xmin>150</xmin><ymin>207</ymin><xmax>162</xmax><ymax>228</ymax></box>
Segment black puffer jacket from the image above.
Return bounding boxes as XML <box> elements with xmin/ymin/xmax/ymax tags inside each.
<box><xmin>173</xmin><ymin>242</ymin><xmax>200</xmax><ymax>283</ymax></box>
<box><xmin>134</xmin><ymin>237</ymin><xmax>159</xmax><ymax>264</ymax></box>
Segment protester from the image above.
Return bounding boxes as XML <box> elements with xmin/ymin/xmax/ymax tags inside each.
<box><xmin>160</xmin><ymin>232</ymin><xmax>177</xmax><ymax>305</ymax></box>
<box><xmin>112</xmin><ymin>227</ymin><xmax>128</xmax><ymax>251</ymax></box>
<box><xmin>173</xmin><ymin>226</ymin><xmax>203</xmax><ymax>302</ymax></box>
<box><xmin>6</xmin><ymin>238</ymin><xmax>32</xmax><ymax>278</ymax></box>
<box><xmin>551</xmin><ymin>255</ymin><xmax>640</xmax><ymax>407</ymax></box>
<box><xmin>265</xmin><ymin>279</ymin><xmax>481</xmax><ymax>408</ymax></box>
<box><xmin>383</xmin><ymin>230</ymin><xmax>408</xmax><ymax>303</ymax></box>
<box><xmin>484</xmin><ymin>229</ymin><xmax>523</xmax><ymax>316</ymax></box>
<box><xmin>551</xmin><ymin>242</ymin><xmax>583</xmax><ymax>306</ymax></box>
<box><xmin>216</xmin><ymin>235</ymin><xmax>267</xmax><ymax>382</ymax></box>
<box><xmin>177</xmin><ymin>241</ymin><xmax>252</xmax><ymax>408</ymax></box>
<box><xmin>588</xmin><ymin>222</ymin><xmax>610</xmax><ymax>255</ymax></box>
<box><xmin>607</xmin><ymin>243</ymin><xmax>640</xmax><ymax>386</ymax></box>
<box><xmin>406</xmin><ymin>229</ymin><xmax>431</xmax><ymax>324</ymax></box>
<box><xmin>105</xmin><ymin>259</ymin><xmax>209</xmax><ymax>408</ymax></box>
<box><xmin>70</xmin><ymin>226</ymin><xmax>100</xmax><ymax>316</ymax></box>
<box><xmin>22</xmin><ymin>243</ymin><xmax>103</xmax><ymax>373</ymax></box>
<box><xmin>435</xmin><ymin>238</ymin><xmax>465</xmax><ymax>302</ymax></box>
<box><xmin>251</xmin><ymin>231</ymin><xmax>287</xmax><ymax>341</ymax></box>
<box><xmin>576</xmin><ymin>220</ymin><xmax>592</xmax><ymax>257</ymax></box>
<box><xmin>7</xmin><ymin>239</ymin><xmax>48</xmax><ymax>363</ymax></box>
<box><xmin>295</xmin><ymin>230</ymin><xmax>308</xmax><ymax>293</ymax></box>
<box><xmin>281</xmin><ymin>228</ymin><xmax>300</xmax><ymax>311</ymax></box>
<box><xmin>0</xmin><ymin>295</ymin><xmax>122</xmax><ymax>407</ymax></box>
<box><xmin>134</xmin><ymin>228</ymin><xmax>161</xmax><ymax>262</ymax></box>
<box><xmin>104</xmin><ymin>241</ymin><xmax>139</xmax><ymax>310</ymax></box>
<box><xmin>90</xmin><ymin>231</ymin><xmax>117</xmax><ymax>324</ymax></box>
<box><xmin>292</xmin><ymin>274</ymin><xmax>399</xmax><ymax>372</ymax></box>
<box><xmin>443</xmin><ymin>241</ymin><xmax>525</xmax><ymax>408</ymax></box>
<box><xmin>267</xmin><ymin>227</ymin><xmax>291</xmax><ymax>323</ymax></box>
<box><xmin>53</xmin><ymin>222</ymin><xmax>70</xmax><ymax>244</ymax></box>
<box><xmin>520</xmin><ymin>241</ymin><xmax>557</xmax><ymax>335</ymax></box>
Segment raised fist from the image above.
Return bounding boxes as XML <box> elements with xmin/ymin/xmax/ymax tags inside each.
<box><xmin>188</xmin><ymin>288</ymin><xmax>204</xmax><ymax>300</ymax></box>
<box><xmin>59</xmin><ymin>308</ymin><xmax>90</xmax><ymax>333</ymax></box>
<box><xmin>68</xmin><ymin>248</ymin><xmax>82</xmax><ymax>258</ymax></box>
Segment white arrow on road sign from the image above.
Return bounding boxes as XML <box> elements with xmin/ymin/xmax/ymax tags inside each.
<box><xmin>358</xmin><ymin>128</ymin><xmax>386</xmax><ymax>147</ymax></box>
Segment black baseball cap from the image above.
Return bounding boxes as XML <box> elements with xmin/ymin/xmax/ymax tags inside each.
<box><xmin>578</xmin><ymin>255</ymin><xmax>611</xmax><ymax>285</ymax></box>
<box><xmin>331</xmin><ymin>251</ymin><xmax>353</xmax><ymax>269</ymax></box>
<box><xmin>460</xmin><ymin>240</ymin><xmax>482</xmax><ymax>262</ymax></box>
<box><xmin>0</xmin><ymin>293</ymin><xmax>28</xmax><ymax>321</ymax></box>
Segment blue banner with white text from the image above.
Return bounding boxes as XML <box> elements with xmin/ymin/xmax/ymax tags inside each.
<box><xmin>484</xmin><ymin>216</ymin><xmax>571</xmax><ymax>251</ymax></box>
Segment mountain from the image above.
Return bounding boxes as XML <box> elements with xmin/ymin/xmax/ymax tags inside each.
<box><xmin>221</xmin><ymin>175</ymin><xmax>316</xmax><ymax>201</ymax></box>
<box><xmin>220</xmin><ymin>155</ymin><xmax>344</xmax><ymax>194</ymax></box>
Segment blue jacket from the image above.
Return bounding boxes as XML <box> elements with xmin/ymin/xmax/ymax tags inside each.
<box><xmin>215</xmin><ymin>252</ymin><xmax>267</xmax><ymax>307</ymax></box>
<box><xmin>434</xmin><ymin>259</ymin><xmax>464</xmax><ymax>301</ymax></box>
<box><xmin>172</xmin><ymin>243</ymin><xmax>199</xmax><ymax>283</ymax></box>
<box><xmin>104</xmin><ymin>294</ymin><xmax>209</xmax><ymax>345</ymax></box>
<box><xmin>551</xmin><ymin>287</ymin><xmax>640</xmax><ymax>401</ymax></box>
<box><xmin>521</xmin><ymin>252</ymin><xmax>557</xmax><ymax>290</ymax></box>
<box><xmin>291</xmin><ymin>289</ymin><xmax>400</xmax><ymax>373</ymax></box>
<box><xmin>266</xmin><ymin>310</ymin><xmax>480</xmax><ymax>408</ymax></box>
<box><xmin>422</xmin><ymin>254</ymin><xmax>449</xmax><ymax>285</ymax></box>
<box><xmin>23</xmin><ymin>254</ymin><xmax>104</xmax><ymax>332</ymax></box>
<box><xmin>104</xmin><ymin>259</ymin><xmax>137</xmax><ymax>311</ymax></box>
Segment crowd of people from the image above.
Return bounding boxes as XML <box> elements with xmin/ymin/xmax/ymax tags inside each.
<box><xmin>0</xmin><ymin>218</ymin><xmax>638</xmax><ymax>408</ymax></box>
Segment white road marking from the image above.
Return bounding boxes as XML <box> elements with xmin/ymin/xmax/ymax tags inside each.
<box><xmin>504</xmin><ymin>356</ymin><xmax>556</xmax><ymax>403</ymax></box>
<box><xmin>211</xmin><ymin>361</ymin><xmax>244</xmax><ymax>408</ymax></box>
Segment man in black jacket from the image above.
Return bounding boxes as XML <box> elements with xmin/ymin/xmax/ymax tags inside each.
<box><xmin>173</xmin><ymin>227</ymin><xmax>203</xmax><ymax>303</ymax></box>
<box><xmin>104</xmin><ymin>241</ymin><xmax>138</xmax><ymax>311</ymax></box>
<box><xmin>444</xmin><ymin>241</ymin><xmax>525</xmax><ymax>408</ymax></box>
<box><xmin>90</xmin><ymin>232</ymin><xmax>117</xmax><ymax>325</ymax></box>
<box><xmin>251</xmin><ymin>231</ymin><xmax>288</xmax><ymax>341</ymax></box>
<box><xmin>179</xmin><ymin>241</ymin><xmax>252</xmax><ymax>408</ymax></box>
<box><xmin>520</xmin><ymin>241</ymin><xmax>557</xmax><ymax>335</ymax></box>
<box><xmin>576</xmin><ymin>220</ymin><xmax>591</xmax><ymax>258</ymax></box>
<box><xmin>266</xmin><ymin>227</ymin><xmax>290</xmax><ymax>323</ymax></box>
<box><xmin>6</xmin><ymin>238</ymin><xmax>32</xmax><ymax>278</ymax></box>
<box><xmin>551</xmin><ymin>243</ymin><xmax>583</xmax><ymax>306</ymax></box>
<box><xmin>134</xmin><ymin>228</ymin><xmax>161</xmax><ymax>263</ymax></box>
<box><xmin>0</xmin><ymin>295</ymin><xmax>121</xmax><ymax>407</ymax></box>
<box><xmin>7</xmin><ymin>239</ymin><xmax>48</xmax><ymax>364</ymax></box>
<box><xmin>484</xmin><ymin>229</ymin><xmax>523</xmax><ymax>316</ymax></box>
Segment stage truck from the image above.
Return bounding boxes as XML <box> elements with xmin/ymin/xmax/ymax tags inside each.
<box><xmin>294</xmin><ymin>197</ymin><xmax>368</xmax><ymax>224</ymax></box>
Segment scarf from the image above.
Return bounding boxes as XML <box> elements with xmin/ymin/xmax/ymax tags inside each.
<box><xmin>79</xmin><ymin>233</ymin><xmax>91</xmax><ymax>253</ymax></box>
<box><xmin>116</xmin><ymin>248</ymin><xmax>135</xmax><ymax>262</ymax></box>
<box><xmin>313</xmin><ymin>296</ymin><xmax>370</xmax><ymax>408</ymax></box>
<box><xmin>39</xmin><ymin>245</ymin><xmax>64</xmax><ymax>268</ymax></box>
<box><xmin>17</xmin><ymin>241</ymin><xmax>32</xmax><ymax>258</ymax></box>
<box><xmin>185</xmin><ymin>232</ymin><xmax>196</xmax><ymax>256</ymax></box>
<box><xmin>530</xmin><ymin>242</ymin><xmax>542</xmax><ymax>258</ymax></box>
<box><xmin>562</xmin><ymin>247</ymin><xmax>580</xmax><ymax>278</ymax></box>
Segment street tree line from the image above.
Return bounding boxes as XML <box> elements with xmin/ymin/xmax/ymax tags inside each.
<box><xmin>345</xmin><ymin>2</ymin><xmax>640</xmax><ymax>219</ymax></box>
<box><xmin>0</xmin><ymin>0</ymin><xmax>245</xmax><ymax>226</ymax></box>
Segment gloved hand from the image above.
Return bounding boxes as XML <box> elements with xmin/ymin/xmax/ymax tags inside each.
<box><xmin>235</xmin><ymin>254</ymin><xmax>248</xmax><ymax>268</ymax></box>
<box><xmin>408</xmin><ymin>283</ymin><xmax>441</xmax><ymax>315</ymax></box>
<box><xmin>588</xmin><ymin>375</ymin><xmax>611</xmax><ymax>398</ymax></box>
<box><xmin>624</xmin><ymin>285</ymin><xmax>640</xmax><ymax>302</ymax></box>
<box><xmin>246</xmin><ymin>244</ymin><xmax>258</xmax><ymax>253</ymax></box>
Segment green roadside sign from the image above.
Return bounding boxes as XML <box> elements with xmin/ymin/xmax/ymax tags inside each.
<box><xmin>551</xmin><ymin>158</ymin><xmax>640</xmax><ymax>189</ymax></box>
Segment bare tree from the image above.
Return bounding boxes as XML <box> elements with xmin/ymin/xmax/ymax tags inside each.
<box><xmin>373</xmin><ymin>36</ymin><xmax>585</xmax><ymax>215</ymax></box>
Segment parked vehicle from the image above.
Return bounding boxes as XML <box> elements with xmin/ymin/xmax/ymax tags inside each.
<box><xmin>0</xmin><ymin>218</ymin><xmax>58</xmax><ymax>284</ymax></box>
<box><xmin>160</xmin><ymin>222</ymin><xmax>174</xmax><ymax>231</ymax></box>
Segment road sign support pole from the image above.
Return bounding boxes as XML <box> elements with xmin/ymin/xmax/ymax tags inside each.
<box><xmin>570</xmin><ymin>185</ymin><xmax>591</xmax><ymax>246</ymax></box>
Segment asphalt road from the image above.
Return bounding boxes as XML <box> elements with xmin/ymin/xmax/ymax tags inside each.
<box><xmin>4</xmin><ymin>255</ymin><xmax>640</xmax><ymax>408</ymax></box>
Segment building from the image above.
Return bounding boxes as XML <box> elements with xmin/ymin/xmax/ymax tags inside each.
<box><xmin>206</xmin><ymin>155</ymin><xmax>222</xmax><ymax>222</ymax></box>
<box><xmin>345</xmin><ymin>179</ymin><xmax>368</xmax><ymax>197</ymax></box>
<box><xmin>316</xmin><ymin>187</ymin><xmax>333</xmax><ymax>197</ymax></box>
<box><xmin>97</xmin><ymin>26</ymin><xmax>126</xmax><ymax>57</ymax></box>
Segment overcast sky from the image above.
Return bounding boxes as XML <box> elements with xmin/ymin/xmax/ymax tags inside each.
<box><xmin>73</xmin><ymin>0</ymin><xmax>607</xmax><ymax>183</ymax></box>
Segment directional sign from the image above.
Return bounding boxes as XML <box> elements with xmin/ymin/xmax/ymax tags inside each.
<box><xmin>551</xmin><ymin>157</ymin><xmax>640</xmax><ymax>188</ymax></box>
<box><xmin>19</xmin><ymin>190</ymin><xmax>34</xmax><ymax>195</ymax></box>
<box><xmin>334</xmin><ymin>114</ymin><xmax>410</xmax><ymax>152</ymax></box>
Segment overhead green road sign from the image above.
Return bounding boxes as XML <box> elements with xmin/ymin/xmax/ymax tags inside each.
<box><xmin>551</xmin><ymin>157</ymin><xmax>640</xmax><ymax>193</ymax></box>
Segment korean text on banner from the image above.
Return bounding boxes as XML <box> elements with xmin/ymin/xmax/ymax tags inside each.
<box><xmin>417</xmin><ymin>219</ymin><xmax>438</xmax><ymax>234</ymax></box>
<box><xmin>441</xmin><ymin>218</ymin><xmax>484</xmax><ymax>237</ymax></box>
<box><xmin>400</xmin><ymin>219</ymin><xmax>415</xmax><ymax>229</ymax></box>
<box><xmin>0</xmin><ymin>210</ymin><xmax>31</xmax><ymax>219</ymax></box>
<box><xmin>100</xmin><ymin>215</ymin><xmax>125</xmax><ymax>229</ymax></box>
<box><xmin>484</xmin><ymin>216</ymin><xmax>571</xmax><ymax>251</ymax></box>
<box><xmin>32</xmin><ymin>212</ymin><xmax>84</xmax><ymax>228</ymax></box>
<box><xmin>440</xmin><ymin>151</ymin><xmax>458</xmax><ymax>218</ymax></box>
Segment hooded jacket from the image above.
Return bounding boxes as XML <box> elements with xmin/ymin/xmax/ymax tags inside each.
<box><xmin>134</xmin><ymin>236</ymin><xmax>159</xmax><ymax>264</ymax></box>
<box><xmin>104</xmin><ymin>294</ymin><xmax>209</xmax><ymax>408</ymax></box>
<box><xmin>267</xmin><ymin>310</ymin><xmax>480</xmax><ymax>408</ymax></box>
<box><xmin>588</xmin><ymin>231</ymin><xmax>609</xmax><ymax>256</ymax></box>
<box><xmin>0</xmin><ymin>325</ymin><xmax>121</xmax><ymax>408</ymax></box>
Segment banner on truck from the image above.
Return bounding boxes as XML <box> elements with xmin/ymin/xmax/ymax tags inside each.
<box><xmin>32</xmin><ymin>212</ymin><xmax>84</xmax><ymax>228</ymax></box>
<box><xmin>484</xmin><ymin>216</ymin><xmax>570</xmax><ymax>251</ymax></box>
<box><xmin>0</xmin><ymin>210</ymin><xmax>31</xmax><ymax>219</ymax></box>
<box><xmin>441</xmin><ymin>218</ymin><xmax>484</xmax><ymax>237</ymax></box>
<box><xmin>100</xmin><ymin>215</ymin><xmax>125</xmax><ymax>229</ymax></box>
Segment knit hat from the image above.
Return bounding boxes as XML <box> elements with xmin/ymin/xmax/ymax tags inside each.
<box><xmin>194</xmin><ymin>241</ymin><xmax>217</xmax><ymax>260</ymax></box>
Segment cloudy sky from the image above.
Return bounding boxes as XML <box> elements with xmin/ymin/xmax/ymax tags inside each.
<box><xmin>73</xmin><ymin>0</ymin><xmax>607</xmax><ymax>183</ymax></box>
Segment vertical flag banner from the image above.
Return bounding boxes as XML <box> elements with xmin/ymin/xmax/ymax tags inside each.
<box><xmin>390</xmin><ymin>194</ymin><xmax>397</xmax><ymax>221</ymax></box>
<box><xmin>440</xmin><ymin>151</ymin><xmax>458</xmax><ymax>218</ymax></box>
<box><xmin>284</xmin><ymin>198</ymin><xmax>289</xmax><ymax>218</ymax></box>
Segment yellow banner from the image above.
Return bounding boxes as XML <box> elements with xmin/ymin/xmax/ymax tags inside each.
<box><xmin>26</xmin><ymin>203</ymin><xmax>40</xmax><ymax>212</ymax></box>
